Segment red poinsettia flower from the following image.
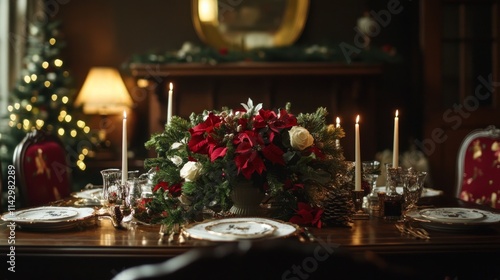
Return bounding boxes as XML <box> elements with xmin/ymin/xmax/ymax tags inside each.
<box><xmin>289</xmin><ymin>202</ymin><xmax>323</xmax><ymax>228</ymax></box>
<box><xmin>137</xmin><ymin>197</ymin><xmax>153</xmax><ymax>211</ymax></box>
<box><xmin>188</xmin><ymin>113</ymin><xmax>222</xmax><ymax>154</ymax></box>
<box><xmin>234</xmin><ymin>130</ymin><xmax>266</xmax><ymax>179</ymax></box>
<box><xmin>153</xmin><ymin>181</ymin><xmax>182</xmax><ymax>197</ymax></box>
<box><xmin>262</xmin><ymin>142</ymin><xmax>285</xmax><ymax>165</ymax></box>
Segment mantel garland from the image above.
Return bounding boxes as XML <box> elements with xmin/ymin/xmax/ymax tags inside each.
<box><xmin>124</xmin><ymin>42</ymin><xmax>402</xmax><ymax>67</ymax></box>
<box><xmin>136</xmin><ymin>99</ymin><xmax>353</xmax><ymax>231</ymax></box>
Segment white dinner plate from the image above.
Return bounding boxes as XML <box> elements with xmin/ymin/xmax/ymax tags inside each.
<box><xmin>205</xmin><ymin>220</ymin><xmax>277</xmax><ymax>239</ymax></box>
<box><xmin>420</xmin><ymin>208</ymin><xmax>485</xmax><ymax>222</ymax></box>
<box><xmin>1</xmin><ymin>207</ymin><xmax>96</xmax><ymax>231</ymax></box>
<box><xmin>374</xmin><ymin>186</ymin><xmax>443</xmax><ymax>197</ymax></box>
<box><xmin>72</xmin><ymin>188</ymin><xmax>103</xmax><ymax>200</ymax></box>
<box><xmin>184</xmin><ymin>217</ymin><xmax>298</xmax><ymax>242</ymax></box>
<box><xmin>8</xmin><ymin>207</ymin><xmax>79</xmax><ymax>221</ymax></box>
<box><xmin>405</xmin><ymin>207</ymin><xmax>500</xmax><ymax>231</ymax></box>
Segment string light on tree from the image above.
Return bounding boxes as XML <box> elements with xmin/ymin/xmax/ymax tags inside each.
<box><xmin>0</xmin><ymin>19</ymin><xmax>93</xmax><ymax>172</ymax></box>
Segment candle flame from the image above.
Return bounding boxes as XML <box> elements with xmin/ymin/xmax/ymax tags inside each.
<box><xmin>169</xmin><ymin>82</ymin><xmax>173</xmax><ymax>91</ymax></box>
<box><xmin>336</xmin><ymin>117</ymin><xmax>340</xmax><ymax>125</ymax></box>
<box><xmin>123</xmin><ymin>110</ymin><xmax>127</xmax><ymax>119</ymax></box>
<box><xmin>395</xmin><ymin>110</ymin><xmax>399</xmax><ymax>117</ymax></box>
<box><xmin>356</xmin><ymin>115</ymin><xmax>360</xmax><ymax>124</ymax></box>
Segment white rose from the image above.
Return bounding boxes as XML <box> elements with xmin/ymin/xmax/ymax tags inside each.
<box><xmin>180</xmin><ymin>161</ymin><xmax>202</xmax><ymax>182</ymax></box>
<box><xmin>169</xmin><ymin>155</ymin><xmax>183</xmax><ymax>166</ymax></box>
<box><xmin>289</xmin><ymin>126</ymin><xmax>314</xmax><ymax>151</ymax></box>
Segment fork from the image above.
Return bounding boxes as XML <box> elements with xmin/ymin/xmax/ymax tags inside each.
<box><xmin>395</xmin><ymin>222</ymin><xmax>430</xmax><ymax>239</ymax></box>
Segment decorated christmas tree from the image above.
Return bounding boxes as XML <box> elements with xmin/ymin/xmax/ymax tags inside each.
<box><xmin>0</xmin><ymin>20</ymin><xmax>93</xmax><ymax>198</ymax></box>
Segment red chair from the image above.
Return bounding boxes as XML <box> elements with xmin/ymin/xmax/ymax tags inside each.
<box><xmin>455</xmin><ymin>125</ymin><xmax>500</xmax><ymax>209</ymax></box>
<box><xmin>13</xmin><ymin>129</ymin><xmax>71</xmax><ymax>207</ymax></box>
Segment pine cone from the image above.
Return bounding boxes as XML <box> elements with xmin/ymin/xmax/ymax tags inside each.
<box><xmin>321</xmin><ymin>186</ymin><xmax>354</xmax><ymax>227</ymax></box>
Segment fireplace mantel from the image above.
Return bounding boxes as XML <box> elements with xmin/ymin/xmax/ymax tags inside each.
<box><xmin>129</xmin><ymin>62</ymin><xmax>383</xmax><ymax>160</ymax></box>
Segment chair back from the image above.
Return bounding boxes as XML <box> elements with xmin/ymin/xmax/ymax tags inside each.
<box><xmin>456</xmin><ymin>125</ymin><xmax>500</xmax><ymax>209</ymax></box>
<box><xmin>13</xmin><ymin>129</ymin><xmax>71</xmax><ymax>207</ymax></box>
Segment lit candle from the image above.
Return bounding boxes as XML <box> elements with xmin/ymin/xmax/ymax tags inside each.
<box><xmin>167</xmin><ymin>82</ymin><xmax>173</xmax><ymax>125</ymax></box>
<box><xmin>355</xmin><ymin>115</ymin><xmax>361</xmax><ymax>191</ymax></box>
<box><xmin>121</xmin><ymin>110</ymin><xmax>128</xmax><ymax>185</ymax></box>
<box><xmin>336</xmin><ymin>117</ymin><xmax>341</xmax><ymax>148</ymax></box>
<box><xmin>392</xmin><ymin>110</ymin><xmax>399</xmax><ymax>168</ymax></box>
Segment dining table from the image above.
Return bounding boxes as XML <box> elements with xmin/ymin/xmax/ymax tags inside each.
<box><xmin>1</xmin><ymin>193</ymin><xmax>499</xmax><ymax>280</ymax></box>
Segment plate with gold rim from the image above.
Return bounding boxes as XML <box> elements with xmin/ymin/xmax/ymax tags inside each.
<box><xmin>405</xmin><ymin>208</ymin><xmax>500</xmax><ymax>231</ymax></box>
<box><xmin>72</xmin><ymin>188</ymin><xmax>102</xmax><ymax>200</ymax></box>
<box><xmin>1</xmin><ymin>207</ymin><xmax>96</xmax><ymax>231</ymax></box>
<box><xmin>205</xmin><ymin>220</ymin><xmax>277</xmax><ymax>239</ymax></box>
<box><xmin>7</xmin><ymin>207</ymin><xmax>79</xmax><ymax>221</ymax></box>
<box><xmin>419</xmin><ymin>207</ymin><xmax>485</xmax><ymax>223</ymax></box>
<box><xmin>183</xmin><ymin>217</ymin><xmax>298</xmax><ymax>242</ymax></box>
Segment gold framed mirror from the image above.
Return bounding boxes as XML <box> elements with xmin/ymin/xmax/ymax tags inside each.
<box><xmin>192</xmin><ymin>0</ymin><xmax>309</xmax><ymax>50</ymax></box>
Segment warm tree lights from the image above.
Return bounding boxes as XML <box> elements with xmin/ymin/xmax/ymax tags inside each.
<box><xmin>0</xmin><ymin>20</ymin><xmax>93</xmax><ymax>172</ymax></box>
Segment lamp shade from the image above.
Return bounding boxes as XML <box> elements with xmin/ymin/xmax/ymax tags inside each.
<box><xmin>75</xmin><ymin>67</ymin><xmax>133</xmax><ymax>115</ymax></box>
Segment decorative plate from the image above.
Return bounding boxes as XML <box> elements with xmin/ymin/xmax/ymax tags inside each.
<box><xmin>184</xmin><ymin>217</ymin><xmax>298</xmax><ymax>242</ymax></box>
<box><xmin>420</xmin><ymin>207</ymin><xmax>485</xmax><ymax>222</ymax></box>
<box><xmin>405</xmin><ymin>208</ymin><xmax>500</xmax><ymax>231</ymax></box>
<box><xmin>375</xmin><ymin>186</ymin><xmax>443</xmax><ymax>197</ymax></box>
<box><xmin>72</xmin><ymin>188</ymin><xmax>102</xmax><ymax>200</ymax></box>
<box><xmin>1</xmin><ymin>207</ymin><xmax>95</xmax><ymax>231</ymax></box>
<box><xmin>205</xmin><ymin>220</ymin><xmax>277</xmax><ymax>239</ymax></box>
<box><xmin>10</xmin><ymin>207</ymin><xmax>79</xmax><ymax>221</ymax></box>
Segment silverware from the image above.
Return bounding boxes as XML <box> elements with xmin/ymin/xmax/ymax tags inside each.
<box><xmin>395</xmin><ymin>222</ymin><xmax>430</xmax><ymax>240</ymax></box>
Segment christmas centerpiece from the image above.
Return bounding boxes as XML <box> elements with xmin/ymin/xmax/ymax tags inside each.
<box><xmin>137</xmin><ymin>99</ymin><xmax>354</xmax><ymax>232</ymax></box>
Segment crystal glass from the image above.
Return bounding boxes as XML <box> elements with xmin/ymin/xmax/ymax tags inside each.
<box><xmin>100</xmin><ymin>169</ymin><xmax>122</xmax><ymax>206</ymax></box>
<box><xmin>125</xmin><ymin>176</ymin><xmax>147</xmax><ymax>209</ymax></box>
<box><xmin>363</xmin><ymin>160</ymin><xmax>381</xmax><ymax>211</ymax></box>
<box><xmin>100</xmin><ymin>169</ymin><xmax>140</xmax><ymax>207</ymax></box>
<box><xmin>401</xmin><ymin>170</ymin><xmax>427</xmax><ymax>212</ymax></box>
<box><xmin>363</xmin><ymin>160</ymin><xmax>380</xmax><ymax>197</ymax></box>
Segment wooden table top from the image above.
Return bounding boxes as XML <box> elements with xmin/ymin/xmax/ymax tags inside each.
<box><xmin>1</xmin><ymin>195</ymin><xmax>499</xmax><ymax>279</ymax></box>
<box><xmin>1</xmin><ymin>196</ymin><xmax>499</xmax><ymax>257</ymax></box>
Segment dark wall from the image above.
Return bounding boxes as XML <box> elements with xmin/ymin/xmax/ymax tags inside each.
<box><xmin>51</xmin><ymin>0</ymin><xmax>418</xmax><ymax>159</ymax></box>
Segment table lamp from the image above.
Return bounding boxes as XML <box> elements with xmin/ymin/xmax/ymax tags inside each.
<box><xmin>75</xmin><ymin>67</ymin><xmax>133</xmax><ymax>155</ymax></box>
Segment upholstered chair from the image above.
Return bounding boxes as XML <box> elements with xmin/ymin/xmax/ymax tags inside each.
<box><xmin>13</xmin><ymin>129</ymin><xmax>71</xmax><ymax>207</ymax></box>
<box><xmin>456</xmin><ymin>125</ymin><xmax>500</xmax><ymax>209</ymax></box>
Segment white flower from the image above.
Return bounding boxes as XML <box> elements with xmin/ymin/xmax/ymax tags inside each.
<box><xmin>180</xmin><ymin>161</ymin><xmax>203</xmax><ymax>182</ymax></box>
<box><xmin>289</xmin><ymin>126</ymin><xmax>314</xmax><ymax>151</ymax></box>
<box><xmin>169</xmin><ymin>155</ymin><xmax>183</xmax><ymax>166</ymax></box>
<box><xmin>170</xmin><ymin>138</ymin><xmax>187</xmax><ymax>150</ymax></box>
<box><xmin>171</xmin><ymin>142</ymin><xmax>183</xmax><ymax>150</ymax></box>
<box><xmin>241</xmin><ymin>98</ymin><xmax>263</xmax><ymax>116</ymax></box>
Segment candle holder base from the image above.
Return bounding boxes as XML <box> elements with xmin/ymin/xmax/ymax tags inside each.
<box><xmin>352</xmin><ymin>190</ymin><xmax>370</xmax><ymax>220</ymax></box>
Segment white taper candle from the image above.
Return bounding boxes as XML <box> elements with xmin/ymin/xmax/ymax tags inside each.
<box><xmin>355</xmin><ymin>115</ymin><xmax>361</xmax><ymax>191</ymax></box>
